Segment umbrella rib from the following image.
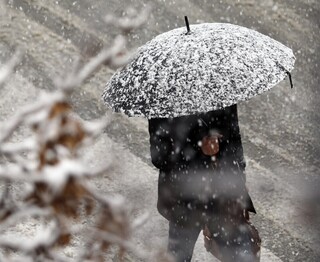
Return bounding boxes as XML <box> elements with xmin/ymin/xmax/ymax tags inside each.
<box><xmin>199</xmin><ymin>117</ymin><xmax>208</xmax><ymax>127</ymax></box>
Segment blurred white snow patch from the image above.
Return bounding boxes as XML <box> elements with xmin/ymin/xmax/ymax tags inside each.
<box><xmin>0</xmin><ymin>51</ymin><xmax>21</xmax><ymax>85</ymax></box>
<box><xmin>105</xmin><ymin>194</ymin><xmax>126</xmax><ymax>209</ymax></box>
<box><xmin>0</xmin><ymin>137</ymin><xmax>36</xmax><ymax>155</ymax></box>
<box><xmin>24</xmin><ymin>107</ymin><xmax>49</xmax><ymax>126</ymax></box>
<box><xmin>82</xmin><ymin>117</ymin><xmax>109</xmax><ymax>136</ymax></box>
<box><xmin>42</xmin><ymin>159</ymin><xmax>88</xmax><ymax>191</ymax></box>
<box><xmin>260</xmin><ymin>247</ymin><xmax>283</xmax><ymax>262</ymax></box>
<box><xmin>0</xmin><ymin>219</ymin><xmax>54</xmax><ymax>250</ymax></box>
<box><xmin>0</xmin><ymin>71</ymin><xmax>39</xmax><ymax>122</ymax></box>
<box><xmin>132</xmin><ymin>212</ymin><xmax>150</xmax><ymax>230</ymax></box>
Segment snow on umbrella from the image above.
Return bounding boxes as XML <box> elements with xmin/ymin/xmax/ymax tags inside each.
<box><xmin>102</xmin><ymin>17</ymin><xmax>295</xmax><ymax>119</ymax></box>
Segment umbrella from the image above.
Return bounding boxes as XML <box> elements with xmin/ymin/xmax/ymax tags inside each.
<box><xmin>102</xmin><ymin>17</ymin><xmax>295</xmax><ymax>118</ymax></box>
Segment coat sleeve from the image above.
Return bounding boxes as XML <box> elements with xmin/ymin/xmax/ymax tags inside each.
<box><xmin>229</xmin><ymin>105</ymin><xmax>246</xmax><ymax>174</ymax></box>
<box><xmin>229</xmin><ymin>107</ymin><xmax>257</xmax><ymax>213</ymax></box>
<box><xmin>148</xmin><ymin>118</ymin><xmax>174</xmax><ymax>171</ymax></box>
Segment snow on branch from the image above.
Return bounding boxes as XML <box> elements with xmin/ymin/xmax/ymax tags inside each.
<box><xmin>57</xmin><ymin>36</ymin><xmax>127</xmax><ymax>91</ymax></box>
<box><xmin>0</xmin><ymin>50</ymin><xmax>21</xmax><ymax>85</ymax></box>
<box><xmin>105</xmin><ymin>5</ymin><xmax>152</xmax><ymax>34</ymax></box>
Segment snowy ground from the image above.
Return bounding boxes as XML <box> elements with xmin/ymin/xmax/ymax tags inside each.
<box><xmin>0</xmin><ymin>0</ymin><xmax>319</xmax><ymax>261</ymax></box>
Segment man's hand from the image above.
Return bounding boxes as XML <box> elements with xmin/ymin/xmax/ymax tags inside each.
<box><xmin>200</xmin><ymin>135</ymin><xmax>222</xmax><ymax>156</ymax></box>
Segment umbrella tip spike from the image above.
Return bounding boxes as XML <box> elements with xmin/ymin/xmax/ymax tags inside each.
<box><xmin>184</xmin><ymin>16</ymin><xmax>191</xmax><ymax>34</ymax></box>
<box><xmin>276</xmin><ymin>61</ymin><xmax>293</xmax><ymax>89</ymax></box>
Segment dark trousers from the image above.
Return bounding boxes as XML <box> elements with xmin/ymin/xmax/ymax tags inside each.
<box><xmin>167</xmin><ymin>211</ymin><xmax>261</xmax><ymax>262</ymax></box>
<box><xmin>167</xmin><ymin>222</ymin><xmax>201</xmax><ymax>262</ymax></box>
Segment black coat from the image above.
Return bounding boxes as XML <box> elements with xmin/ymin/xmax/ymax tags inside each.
<box><xmin>148</xmin><ymin>105</ymin><xmax>255</xmax><ymax>226</ymax></box>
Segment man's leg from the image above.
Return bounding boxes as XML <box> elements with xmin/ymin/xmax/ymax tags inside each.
<box><xmin>168</xmin><ymin>222</ymin><xmax>201</xmax><ymax>262</ymax></box>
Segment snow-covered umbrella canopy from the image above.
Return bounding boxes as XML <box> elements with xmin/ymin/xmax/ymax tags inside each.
<box><xmin>102</xmin><ymin>19</ymin><xmax>295</xmax><ymax>119</ymax></box>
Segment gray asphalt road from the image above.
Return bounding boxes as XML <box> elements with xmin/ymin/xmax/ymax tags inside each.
<box><xmin>0</xmin><ymin>0</ymin><xmax>319</xmax><ymax>261</ymax></box>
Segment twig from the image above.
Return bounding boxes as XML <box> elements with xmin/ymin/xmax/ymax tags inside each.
<box><xmin>0</xmin><ymin>139</ymin><xmax>37</xmax><ymax>155</ymax></box>
<box><xmin>0</xmin><ymin>92</ymin><xmax>64</xmax><ymax>143</ymax></box>
<box><xmin>0</xmin><ymin>50</ymin><xmax>22</xmax><ymax>85</ymax></box>
<box><xmin>105</xmin><ymin>6</ymin><xmax>151</xmax><ymax>34</ymax></box>
<box><xmin>0</xmin><ymin>207</ymin><xmax>53</xmax><ymax>232</ymax></box>
<box><xmin>132</xmin><ymin>212</ymin><xmax>150</xmax><ymax>231</ymax></box>
<box><xmin>58</xmin><ymin>36</ymin><xmax>127</xmax><ymax>91</ymax></box>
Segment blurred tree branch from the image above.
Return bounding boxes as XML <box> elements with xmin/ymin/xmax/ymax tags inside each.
<box><xmin>0</xmin><ymin>4</ymin><xmax>172</xmax><ymax>262</ymax></box>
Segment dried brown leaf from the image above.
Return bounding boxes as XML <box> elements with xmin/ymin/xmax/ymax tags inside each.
<box><xmin>57</xmin><ymin>233</ymin><xmax>71</xmax><ymax>246</ymax></box>
<box><xmin>49</xmin><ymin>102</ymin><xmax>70</xmax><ymax>119</ymax></box>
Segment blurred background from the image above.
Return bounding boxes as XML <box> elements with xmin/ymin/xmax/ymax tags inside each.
<box><xmin>0</xmin><ymin>0</ymin><xmax>319</xmax><ymax>261</ymax></box>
